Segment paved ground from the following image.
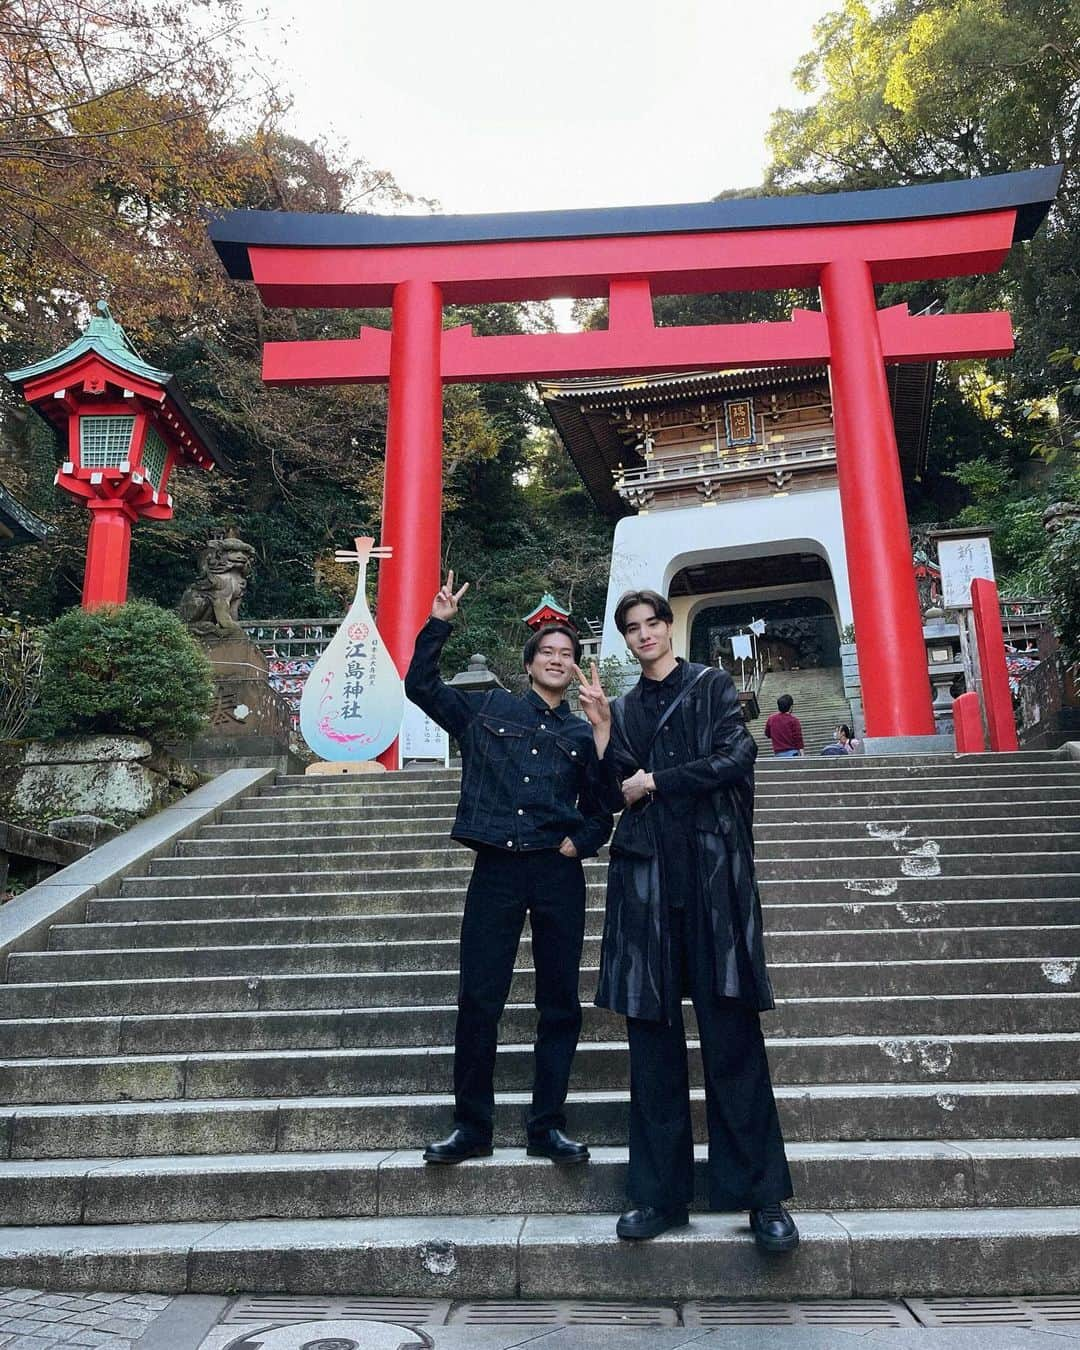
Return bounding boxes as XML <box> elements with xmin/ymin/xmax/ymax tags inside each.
<box><xmin>0</xmin><ymin>1288</ymin><xmax>172</xmax><ymax>1347</ymax></box>
<box><xmin>6</xmin><ymin>1290</ymin><xmax>1080</xmax><ymax>1349</ymax></box>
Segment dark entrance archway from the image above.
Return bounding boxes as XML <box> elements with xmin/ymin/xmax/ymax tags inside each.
<box><xmin>690</xmin><ymin>596</ymin><xmax>840</xmax><ymax>675</ymax></box>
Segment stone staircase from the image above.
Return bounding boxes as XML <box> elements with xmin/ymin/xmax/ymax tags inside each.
<box><xmin>752</xmin><ymin>669</ymin><xmax>855</xmax><ymax>755</ymax></box>
<box><xmin>1</xmin><ymin>751</ymin><xmax>1079</xmax><ymax>1298</ymax></box>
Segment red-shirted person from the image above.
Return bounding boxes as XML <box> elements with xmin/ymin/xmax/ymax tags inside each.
<box><xmin>764</xmin><ymin>695</ymin><xmax>804</xmax><ymax>758</ymax></box>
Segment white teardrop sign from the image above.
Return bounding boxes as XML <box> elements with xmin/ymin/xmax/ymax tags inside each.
<box><xmin>299</xmin><ymin>537</ymin><xmax>404</xmax><ymax>760</ymax></box>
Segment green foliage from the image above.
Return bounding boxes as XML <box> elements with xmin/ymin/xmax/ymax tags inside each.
<box><xmin>0</xmin><ymin>615</ymin><xmax>43</xmax><ymax>740</ymax></box>
<box><xmin>436</xmin><ymin>428</ymin><xmax>614</xmax><ymax>689</ymax></box>
<box><xmin>766</xmin><ymin>0</ymin><xmax>1080</xmax><ymax>467</ymax></box>
<box><xmin>940</xmin><ymin>458</ymin><xmax>1080</xmax><ymax>585</ymax></box>
<box><xmin>1046</xmin><ymin>521</ymin><xmax>1080</xmax><ymax>663</ymax></box>
<box><xmin>597</xmin><ymin>654</ymin><xmax>630</xmax><ymax>698</ymax></box>
<box><xmin>31</xmin><ymin>602</ymin><xmax>214</xmax><ymax>743</ymax></box>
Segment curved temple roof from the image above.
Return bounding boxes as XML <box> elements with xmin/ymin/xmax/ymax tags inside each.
<box><xmin>210</xmin><ymin>166</ymin><xmax>1063</xmax><ymax>282</ymax></box>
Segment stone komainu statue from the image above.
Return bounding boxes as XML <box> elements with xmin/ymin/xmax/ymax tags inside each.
<box><xmin>176</xmin><ymin>532</ymin><xmax>257</xmax><ymax>633</ymax></box>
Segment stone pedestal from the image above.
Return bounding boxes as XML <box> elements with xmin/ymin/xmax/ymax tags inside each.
<box><xmin>11</xmin><ymin>736</ymin><xmax>199</xmax><ymax>827</ymax></box>
<box><xmin>168</xmin><ymin>631</ymin><xmax>297</xmax><ymax>774</ymax></box>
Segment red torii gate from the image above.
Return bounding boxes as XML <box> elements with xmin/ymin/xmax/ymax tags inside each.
<box><xmin>211</xmin><ymin>166</ymin><xmax>1061</xmax><ymax>766</ymax></box>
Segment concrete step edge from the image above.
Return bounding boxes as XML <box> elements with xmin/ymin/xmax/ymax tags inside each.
<box><xmin>1</xmin><ymin>1208</ymin><xmax>1079</xmax><ymax>1297</ymax></box>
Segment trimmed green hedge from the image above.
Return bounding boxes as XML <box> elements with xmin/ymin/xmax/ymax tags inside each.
<box><xmin>31</xmin><ymin>601</ymin><xmax>214</xmax><ymax>743</ymax></box>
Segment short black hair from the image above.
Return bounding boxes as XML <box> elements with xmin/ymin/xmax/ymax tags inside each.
<box><xmin>614</xmin><ymin>588</ymin><xmax>674</xmax><ymax>634</ymax></box>
<box><xmin>777</xmin><ymin>694</ymin><xmax>794</xmax><ymax>713</ymax></box>
<box><xmin>522</xmin><ymin>622</ymin><xmax>581</xmax><ymax>669</ymax></box>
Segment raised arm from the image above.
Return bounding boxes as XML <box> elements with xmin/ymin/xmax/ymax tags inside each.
<box><xmin>403</xmin><ymin>571</ymin><xmax>475</xmax><ymax>741</ymax></box>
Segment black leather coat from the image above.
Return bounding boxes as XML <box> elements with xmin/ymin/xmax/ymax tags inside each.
<box><xmin>594</xmin><ymin>662</ymin><xmax>777</xmax><ymax>1020</ymax></box>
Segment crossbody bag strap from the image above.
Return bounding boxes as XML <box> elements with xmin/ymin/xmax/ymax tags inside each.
<box><xmin>644</xmin><ymin>665</ymin><xmax>711</xmax><ymax>760</ymax></box>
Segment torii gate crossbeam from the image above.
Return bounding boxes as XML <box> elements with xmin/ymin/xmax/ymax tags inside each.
<box><xmin>211</xmin><ymin>166</ymin><xmax>1061</xmax><ymax>765</ymax></box>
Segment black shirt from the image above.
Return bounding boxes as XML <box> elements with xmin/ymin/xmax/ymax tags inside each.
<box><xmin>625</xmin><ymin>660</ymin><xmax>700</xmax><ymax>908</ymax></box>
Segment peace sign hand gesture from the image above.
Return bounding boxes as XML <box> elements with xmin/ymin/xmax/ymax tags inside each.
<box><xmin>573</xmin><ymin>660</ymin><xmax>610</xmax><ymax>729</ymax></box>
<box><xmin>431</xmin><ymin>570</ymin><xmax>469</xmax><ymax>622</ymax></box>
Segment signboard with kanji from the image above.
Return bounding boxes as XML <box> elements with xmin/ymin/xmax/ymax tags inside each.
<box><xmin>938</xmin><ymin>534</ymin><xmax>995</xmax><ymax>609</ymax></box>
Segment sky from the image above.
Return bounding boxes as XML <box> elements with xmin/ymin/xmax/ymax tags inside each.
<box><xmin>242</xmin><ymin>0</ymin><xmax>836</xmax><ymax>216</ymax></box>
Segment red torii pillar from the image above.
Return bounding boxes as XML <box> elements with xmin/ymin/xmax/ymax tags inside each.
<box><xmin>821</xmin><ymin>258</ymin><xmax>936</xmax><ymax>735</ymax></box>
<box><xmin>379</xmin><ymin>281</ymin><xmax>444</xmax><ymax>769</ymax></box>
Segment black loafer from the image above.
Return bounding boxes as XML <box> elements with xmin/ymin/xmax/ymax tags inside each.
<box><xmin>750</xmin><ymin>1202</ymin><xmax>799</xmax><ymax>1253</ymax></box>
<box><xmin>616</xmin><ymin>1205</ymin><xmax>689</xmax><ymax>1240</ymax></box>
<box><xmin>422</xmin><ymin>1127</ymin><xmax>493</xmax><ymax>1165</ymax></box>
<box><xmin>526</xmin><ymin>1128</ymin><xmax>590</xmax><ymax>1165</ymax></box>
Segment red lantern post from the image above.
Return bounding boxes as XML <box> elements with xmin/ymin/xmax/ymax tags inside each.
<box><xmin>5</xmin><ymin>304</ymin><xmax>219</xmax><ymax>608</ymax></box>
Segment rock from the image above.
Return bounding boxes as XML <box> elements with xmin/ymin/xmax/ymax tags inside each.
<box><xmin>13</xmin><ymin>736</ymin><xmax>198</xmax><ymax>827</ymax></box>
<box><xmin>24</xmin><ymin>735</ymin><xmax>152</xmax><ymax>766</ymax></box>
<box><xmin>13</xmin><ymin>759</ymin><xmax>170</xmax><ymax>822</ymax></box>
<box><xmin>46</xmin><ymin>814</ymin><xmax>123</xmax><ymax>847</ymax></box>
<box><xmin>143</xmin><ymin>747</ymin><xmax>201</xmax><ymax>789</ymax></box>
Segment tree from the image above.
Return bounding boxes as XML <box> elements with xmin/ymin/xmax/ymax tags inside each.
<box><xmin>766</xmin><ymin>0</ymin><xmax>1080</xmax><ymax>389</ymax></box>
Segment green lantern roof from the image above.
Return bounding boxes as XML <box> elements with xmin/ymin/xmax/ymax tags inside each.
<box><xmin>523</xmin><ymin>593</ymin><xmax>570</xmax><ymax>623</ymax></box>
<box><xmin>4</xmin><ymin>302</ymin><xmax>171</xmax><ymax>388</ymax></box>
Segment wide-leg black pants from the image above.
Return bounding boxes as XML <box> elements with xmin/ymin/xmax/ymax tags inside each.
<box><xmin>625</xmin><ymin>894</ymin><xmax>793</xmax><ymax>1211</ymax></box>
<box><xmin>453</xmin><ymin>846</ymin><xmax>586</xmax><ymax>1145</ymax></box>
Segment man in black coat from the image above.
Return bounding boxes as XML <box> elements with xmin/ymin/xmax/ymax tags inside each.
<box><xmin>575</xmin><ymin>589</ymin><xmax>798</xmax><ymax>1251</ymax></box>
<box><xmin>405</xmin><ymin>571</ymin><xmax>613</xmax><ymax>1166</ymax></box>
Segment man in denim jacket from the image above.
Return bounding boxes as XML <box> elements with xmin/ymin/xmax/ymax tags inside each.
<box><xmin>405</xmin><ymin>571</ymin><xmax>613</xmax><ymax>1165</ymax></box>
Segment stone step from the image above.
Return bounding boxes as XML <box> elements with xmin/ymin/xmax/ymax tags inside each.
<box><xmin>3</xmin><ymin>1138</ymin><xmax>1079</xmax><ymax>1228</ymax></box>
<box><xmin>248</xmin><ymin>777</ymin><xmax>1080</xmax><ymax>812</ymax></box>
<box><xmin>69</xmin><ymin>897</ymin><xmax>1080</xmax><ymax>945</ymax></box>
<box><xmin>115</xmin><ymin>861</ymin><xmax>1080</xmax><ymax>900</ymax></box>
<box><xmin>14</xmin><ymin>944</ymin><xmax>1077</xmax><ymax>1004</ymax></box>
<box><xmin>272</xmin><ymin>754</ymin><xmax>1075</xmax><ymax>786</ymax></box>
<box><xmin>6</xmin><ymin>1080</ymin><xmax>1076</xmax><ymax>1162</ymax></box>
<box><xmin>173</xmin><ymin>829</ymin><xmax>1080</xmax><ymax>860</ymax></box>
<box><xmin>41</xmin><ymin>914</ymin><xmax>1080</xmax><ymax>967</ymax></box>
<box><xmin>4</xmin><ymin>949</ymin><xmax>1079</xmax><ymax>1020</ymax></box>
<box><xmin>268</xmin><ymin>756</ymin><xmax>1079</xmax><ymax>791</ymax></box>
<box><xmin>16</xmin><ymin>925</ymin><xmax>1080</xmax><ymax>985</ymax></box>
<box><xmin>4</xmin><ymin>991</ymin><xmax>1079</xmax><ymax>1060</ymax></box>
<box><xmin>195</xmin><ymin>814</ymin><xmax>1080</xmax><ymax>846</ymax></box>
<box><xmin>140</xmin><ymin>845</ymin><xmax>1080</xmax><ymax>882</ymax></box>
<box><xmin>220</xmin><ymin>797</ymin><xmax>1080</xmax><ymax>827</ymax></box>
<box><xmin>2</xmin><ymin>1034</ymin><xmax>1078</xmax><ymax>1106</ymax></box>
<box><xmin>99</xmin><ymin>875</ymin><xmax>1080</xmax><ymax>921</ymax></box>
<box><xmin>0</xmin><ymin>1207</ymin><xmax>1078</xmax><ymax>1297</ymax></box>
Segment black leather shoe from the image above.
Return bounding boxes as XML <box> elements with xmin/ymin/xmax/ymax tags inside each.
<box><xmin>526</xmin><ymin>1128</ymin><xmax>590</xmax><ymax>1165</ymax></box>
<box><xmin>616</xmin><ymin>1205</ymin><xmax>690</xmax><ymax>1240</ymax></box>
<box><xmin>750</xmin><ymin>1202</ymin><xmax>799</xmax><ymax>1253</ymax></box>
<box><xmin>422</xmin><ymin>1128</ymin><xmax>493</xmax><ymax>1165</ymax></box>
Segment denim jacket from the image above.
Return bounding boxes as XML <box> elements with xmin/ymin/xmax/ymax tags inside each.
<box><xmin>404</xmin><ymin>618</ymin><xmax>613</xmax><ymax>857</ymax></box>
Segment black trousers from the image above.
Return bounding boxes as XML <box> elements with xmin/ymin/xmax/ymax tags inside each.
<box><xmin>453</xmin><ymin>846</ymin><xmax>586</xmax><ymax>1144</ymax></box>
<box><xmin>625</xmin><ymin>893</ymin><xmax>793</xmax><ymax>1211</ymax></box>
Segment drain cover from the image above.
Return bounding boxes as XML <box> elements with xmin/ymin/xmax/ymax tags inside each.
<box><xmin>222</xmin><ymin>1298</ymin><xmax>451</xmax><ymax>1327</ymax></box>
<box><xmin>907</xmin><ymin>1296</ymin><xmax>1080</xmax><ymax>1327</ymax></box>
<box><xmin>449</xmin><ymin>1300</ymin><xmax>677</xmax><ymax>1326</ymax></box>
<box><xmin>205</xmin><ymin>1322</ymin><xmax>429</xmax><ymax>1350</ymax></box>
<box><xmin>683</xmin><ymin>1300</ymin><xmax>918</xmax><ymax>1327</ymax></box>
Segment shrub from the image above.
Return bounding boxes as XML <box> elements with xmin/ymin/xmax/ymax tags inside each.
<box><xmin>31</xmin><ymin>601</ymin><xmax>214</xmax><ymax>743</ymax></box>
<box><xmin>1046</xmin><ymin>520</ymin><xmax>1080</xmax><ymax>664</ymax></box>
<box><xmin>0</xmin><ymin>615</ymin><xmax>43</xmax><ymax>740</ymax></box>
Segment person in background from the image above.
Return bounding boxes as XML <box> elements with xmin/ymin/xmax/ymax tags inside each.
<box><xmin>764</xmin><ymin>694</ymin><xmax>803</xmax><ymax>758</ymax></box>
<box><xmin>821</xmin><ymin>724</ymin><xmax>860</xmax><ymax>756</ymax></box>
